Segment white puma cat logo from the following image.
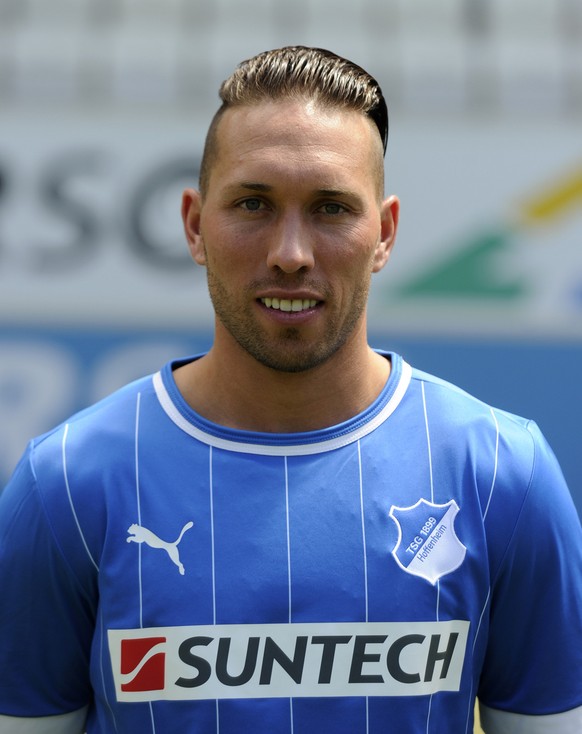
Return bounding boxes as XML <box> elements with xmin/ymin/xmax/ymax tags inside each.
<box><xmin>127</xmin><ymin>521</ymin><xmax>194</xmax><ymax>575</ymax></box>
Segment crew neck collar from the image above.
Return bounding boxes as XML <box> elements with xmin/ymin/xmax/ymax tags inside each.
<box><xmin>153</xmin><ymin>351</ymin><xmax>411</xmax><ymax>456</ymax></box>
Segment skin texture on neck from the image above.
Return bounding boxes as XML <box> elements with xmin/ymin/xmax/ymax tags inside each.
<box><xmin>174</xmin><ymin>322</ymin><xmax>390</xmax><ymax>434</ymax></box>
<box><xmin>177</xmin><ymin>99</ymin><xmax>399</xmax><ymax>433</ymax></box>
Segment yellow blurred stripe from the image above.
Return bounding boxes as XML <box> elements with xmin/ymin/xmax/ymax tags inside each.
<box><xmin>519</xmin><ymin>165</ymin><xmax>582</xmax><ymax>225</ymax></box>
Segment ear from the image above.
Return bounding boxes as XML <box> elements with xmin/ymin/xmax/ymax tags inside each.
<box><xmin>181</xmin><ymin>188</ymin><xmax>206</xmax><ymax>266</ymax></box>
<box><xmin>372</xmin><ymin>194</ymin><xmax>400</xmax><ymax>273</ymax></box>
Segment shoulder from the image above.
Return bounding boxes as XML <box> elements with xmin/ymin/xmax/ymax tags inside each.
<box><xmin>29</xmin><ymin>371</ymin><xmax>156</xmax><ymax>475</ymax></box>
<box><xmin>403</xmin><ymin>364</ymin><xmax>570</xmax><ymax>542</ymax></box>
<box><xmin>407</xmin><ymin>365</ymin><xmax>540</xmax><ymax>468</ymax></box>
<box><xmin>3</xmin><ymin>372</ymin><xmax>158</xmax><ymax>571</ymax></box>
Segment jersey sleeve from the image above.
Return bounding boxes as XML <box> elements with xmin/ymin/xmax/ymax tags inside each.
<box><xmin>478</xmin><ymin>421</ymin><xmax>582</xmax><ymax>720</ymax></box>
<box><xmin>479</xmin><ymin>702</ymin><xmax>582</xmax><ymax>733</ymax></box>
<box><xmin>0</xmin><ymin>445</ymin><xmax>96</xmax><ymax>718</ymax></box>
<box><xmin>0</xmin><ymin>708</ymin><xmax>88</xmax><ymax>734</ymax></box>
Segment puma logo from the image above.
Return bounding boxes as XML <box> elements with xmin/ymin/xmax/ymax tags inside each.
<box><xmin>127</xmin><ymin>521</ymin><xmax>194</xmax><ymax>575</ymax></box>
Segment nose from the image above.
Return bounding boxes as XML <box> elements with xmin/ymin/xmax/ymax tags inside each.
<box><xmin>266</xmin><ymin>212</ymin><xmax>315</xmax><ymax>273</ymax></box>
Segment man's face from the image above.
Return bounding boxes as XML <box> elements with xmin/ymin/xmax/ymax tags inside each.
<box><xmin>183</xmin><ymin>99</ymin><xmax>399</xmax><ymax>373</ymax></box>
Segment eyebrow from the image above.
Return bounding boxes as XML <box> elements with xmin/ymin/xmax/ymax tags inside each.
<box><xmin>233</xmin><ymin>182</ymin><xmax>273</xmax><ymax>192</ymax></box>
<box><xmin>316</xmin><ymin>188</ymin><xmax>354</xmax><ymax>198</ymax></box>
<box><xmin>230</xmin><ymin>182</ymin><xmax>358</xmax><ymax>199</ymax></box>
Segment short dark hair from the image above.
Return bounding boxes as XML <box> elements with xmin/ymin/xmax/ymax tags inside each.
<box><xmin>198</xmin><ymin>46</ymin><xmax>389</xmax><ymax>197</ymax></box>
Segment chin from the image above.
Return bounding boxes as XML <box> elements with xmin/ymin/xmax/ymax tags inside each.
<box><xmin>247</xmin><ymin>341</ymin><xmax>342</xmax><ymax>375</ymax></box>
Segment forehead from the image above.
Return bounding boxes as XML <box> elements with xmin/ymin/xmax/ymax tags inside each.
<box><xmin>208</xmin><ymin>99</ymin><xmax>382</xmax><ymax>192</ymax></box>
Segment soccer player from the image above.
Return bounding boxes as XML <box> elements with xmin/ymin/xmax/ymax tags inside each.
<box><xmin>0</xmin><ymin>46</ymin><xmax>581</xmax><ymax>734</ymax></box>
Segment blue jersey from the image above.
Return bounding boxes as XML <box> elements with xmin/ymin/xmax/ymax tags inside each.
<box><xmin>1</xmin><ymin>353</ymin><xmax>581</xmax><ymax>733</ymax></box>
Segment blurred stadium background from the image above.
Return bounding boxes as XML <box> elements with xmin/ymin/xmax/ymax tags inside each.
<box><xmin>1</xmin><ymin>4</ymin><xmax>580</xmax><ymax>730</ymax></box>
<box><xmin>0</xmin><ymin>0</ymin><xmax>581</xmax><ymax>530</ymax></box>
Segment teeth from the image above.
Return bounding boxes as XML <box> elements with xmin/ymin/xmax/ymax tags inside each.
<box><xmin>262</xmin><ymin>298</ymin><xmax>317</xmax><ymax>312</ymax></box>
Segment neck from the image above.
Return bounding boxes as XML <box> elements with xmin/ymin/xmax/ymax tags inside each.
<box><xmin>174</xmin><ymin>333</ymin><xmax>391</xmax><ymax>434</ymax></box>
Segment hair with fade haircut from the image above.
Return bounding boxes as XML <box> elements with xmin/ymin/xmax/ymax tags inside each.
<box><xmin>198</xmin><ymin>46</ymin><xmax>389</xmax><ymax>198</ymax></box>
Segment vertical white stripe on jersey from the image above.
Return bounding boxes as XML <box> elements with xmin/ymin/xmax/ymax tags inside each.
<box><xmin>208</xmin><ymin>446</ymin><xmax>220</xmax><ymax>734</ymax></box>
<box><xmin>209</xmin><ymin>445</ymin><xmax>217</xmax><ymax>626</ymax></box>
<box><xmin>147</xmin><ymin>702</ymin><xmax>156</xmax><ymax>734</ymax></box>
<box><xmin>472</xmin><ymin>588</ymin><xmax>491</xmax><ymax>659</ymax></box>
<box><xmin>357</xmin><ymin>440</ymin><xmax>370</xmax><ymax>734</ymax></box>
<box><xmin>61</xmin><ymin>423</ymin><xmax>98</xmax><ymax>571</ymax></box>
<box><xmin>133</xmin><ymin>393</ymin><xmax>157</xmax><ymax>734</ymax></box>
<box><xmin>285</xmin><ymin>456</ymin><xmax>295</xmax><ymax>734</ymax></box>
<box><xmin>357</xmin><ymin>441</ymin><xmax>369</xmax><ymax>624</ymax></box>
<box><xmin>464</xmin><ymin>586</ymin><xmax>492</xmax><ymax>734</ymax></box>
<box><xmin>284</xmin><ymin>456</ymin><xmax>292</xmax><ymax>624</ymax></box>
<box><xmin>420</xmin><ymin>382</ymin><xmax>440</xmax><ymax>734</ymax></box>
<box><xmin>483</xmin><ymin>408</ymin><xmax>500</xmax><ymax>521</ymax></box>
<box><xmin>425</xmin><ymin>698</ymin><xmax>434</xmax><ymax>734</ymax></box>
<box><xmin>134</xmin><ymin>393</ymin><xmax>143</xmax><ymax>628</ymax></box>
<box><xmin>420</xmin><ymin>382</ymin><xmax>434</xmax><ymax>505</ymax></box>
<box><xmin>420</xmin><ymin>383</ymin><xmax>440</xmax><ymax>616</ymax></box>
<box><xmin>465</xmin><ymin>409</ymin><xmax>499</xmax><ymax>733</ymax></box>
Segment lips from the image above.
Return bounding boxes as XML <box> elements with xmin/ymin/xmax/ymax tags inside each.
<box><xmin>260</xmin><ymin>297</ymin><xmax>319</xmax><ymax>312</ymax></box>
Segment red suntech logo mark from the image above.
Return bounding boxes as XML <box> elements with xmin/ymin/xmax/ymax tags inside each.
<box><xmin>120</xmin><ymin>637</ymin><xmax>166</xmax><ymax>692</ymax></box>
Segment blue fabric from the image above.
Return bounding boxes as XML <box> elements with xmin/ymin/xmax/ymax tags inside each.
<box><xmin>1</xmin><ymin>352</ymin><xmax>580</xmax><ymax>733</ymax></box>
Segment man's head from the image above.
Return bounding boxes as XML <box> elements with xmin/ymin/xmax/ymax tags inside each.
<box><xmin>198</xmin><ymin>46</ymin><xmax>389</xmax><ymax>199</ymax></box>
<box><xmin>182</xmin><ymin>47</ymin><xmax>399</xmax><ymax>375</ymax></box>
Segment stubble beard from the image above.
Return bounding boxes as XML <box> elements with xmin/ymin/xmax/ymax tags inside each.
<box><xmin>206</xmin><ymin>268</ymin><xmax>371</xmax><ymax>374</ymax></box>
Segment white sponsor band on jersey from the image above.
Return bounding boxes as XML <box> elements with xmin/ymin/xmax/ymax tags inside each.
<box><xmin>109</xmin><ymin>620</ymin><xmax>469</xmax><ymax>702</ymax></box>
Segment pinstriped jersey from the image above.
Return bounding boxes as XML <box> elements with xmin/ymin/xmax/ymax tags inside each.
<box><xmin>0</xmin><ymin>352</ymin><xmax>581</xmax><ymax>733</ymax></box>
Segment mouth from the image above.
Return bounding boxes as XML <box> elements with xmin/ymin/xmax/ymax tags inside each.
<box><xmin>260</xmin><ymin>297</ymin><xmax>319</xmax><ymax>313</ymax></box>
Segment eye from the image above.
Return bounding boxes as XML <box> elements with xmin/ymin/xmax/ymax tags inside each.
<box><xmin>318</xmin><ymin>202</ymin><xmax>347</xmax><ymax>215</ymax></box>
<box><xmin>239</xmin><ymin>197</ymin><xmax>266</xmax><ymax>212</ymax></box>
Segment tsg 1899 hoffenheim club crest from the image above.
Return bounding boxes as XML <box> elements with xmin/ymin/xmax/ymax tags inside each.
<box><xmin>389</xmin><ymin>499</ymin><xmax>466</xmax><ymax>585</ymax></box>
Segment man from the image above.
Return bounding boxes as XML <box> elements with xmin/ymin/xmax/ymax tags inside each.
<box><xmin>0</xmin><ymin>46</ymin><xmax>580</xmax><ymax>734</ymax></box>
